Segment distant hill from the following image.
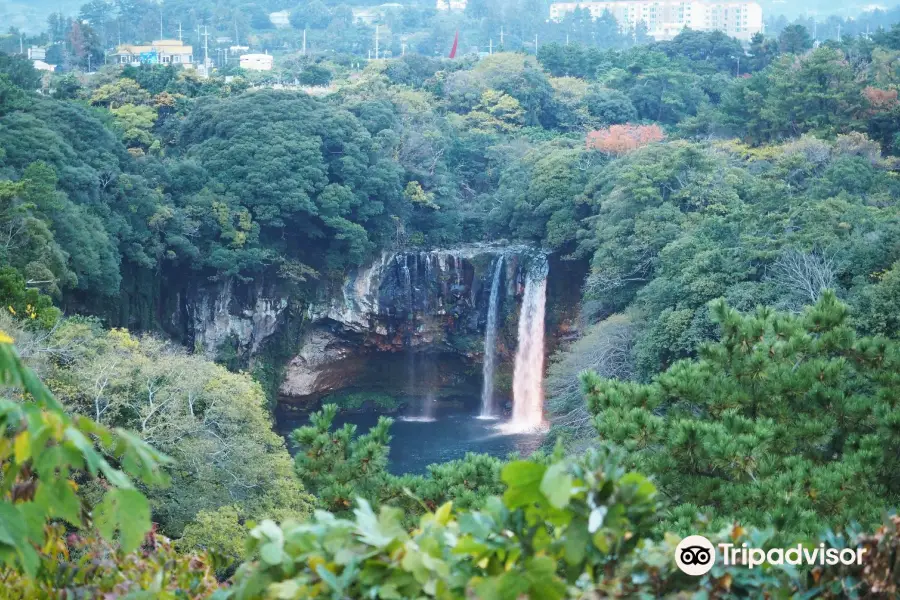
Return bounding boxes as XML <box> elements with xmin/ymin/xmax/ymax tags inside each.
<box><xmin>761</xmin><ymin>0</ymin><xmax>900</xmax><ymax>20</ymax></box>
<box><xmin>0</xmin><ymin>0</ymin><xmax>82</xmax><ymax>33</ymax></box>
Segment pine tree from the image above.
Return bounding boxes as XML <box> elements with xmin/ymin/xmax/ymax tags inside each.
<box><xmin>582</xmin><ymin>292</ymin><xmax>900</xmax><ymax>535</ymax></box>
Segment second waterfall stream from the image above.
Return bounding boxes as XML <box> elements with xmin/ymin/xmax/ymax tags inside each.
<box><xmin>479</xmin><ymin>255</ymin><xmax>505</xmax><ymax>418</ymax></box>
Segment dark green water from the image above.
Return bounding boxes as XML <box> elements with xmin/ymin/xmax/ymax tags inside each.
<box><xmin>274</xmin><ymin>402</ymin><xmax>545</xmax><ymax>475</ymax></box>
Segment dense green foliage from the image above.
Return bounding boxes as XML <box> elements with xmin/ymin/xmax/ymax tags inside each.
<box><xmin>0</xmin><ymin>326</ymin><xmax>167</xmax><ymax>577</ymax></box>
<box><xmin>0</xmin><ymin>312</ymin><xmax>312</xmax><ymax>549</ymax></box>
<box><xmin>225</xmin><ymin>447</ymin><xmax>660</xmax><ymax>599</ymax></box>
<box><xmin>224</xmin><ymin>449</ymin><xmax>900</xmax><ymax>599</ymax></box>
<box><xmin>584</xmin><ymin>293</ymin><xmax>900</xmax><ymax>536</ymax></box>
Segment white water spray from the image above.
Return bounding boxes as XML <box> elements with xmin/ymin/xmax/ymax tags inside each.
<box><xmin>505</xmin><ymin>259</ymin><xmax>548</xmax><ymax>433</ymax></box>
<box><xmin>479</xmin><ymin>256</ymin><xmax>505</xmax><ymax>418</ymax></box>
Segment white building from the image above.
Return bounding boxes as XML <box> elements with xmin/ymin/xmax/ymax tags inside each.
<box><xmin>548</xmin><ymin>1</ymin><xmax>763</xmax><ymax>41</ymax></box>
<box><xmin>32</xmin><ymin>60</ymin><xmax>57</xmax><ymax>72</ymax></box>
<box><xmin>240</xmin><ymin>53</ymin><xmax>275</xmax><ymax>71</ymax></box>
<box><xmin>270</xmin><ymin>10</ymin><xmax>291</xmax><ymax>28</ymax></box>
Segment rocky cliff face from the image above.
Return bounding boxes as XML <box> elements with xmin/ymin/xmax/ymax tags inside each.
<box><xmin>282</xmin><ymin>244</ymin><xmax>543</xmax><ymax>403</ymax></box>
<box><xmin>308</xmin><ymin>245</ymin><xmax>532</xmax><ymax>346</ymax></box>
<box><xmin>190</xmin><ymin>278</ymin><xmax>288</xmax><ymax>359</ymax></box>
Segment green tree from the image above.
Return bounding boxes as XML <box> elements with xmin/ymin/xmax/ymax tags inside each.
<box><xmin>0</xmin><ymin>74</ymin><xmax>26</xmax><ymax>116</ymax></box>
<box><xmin>585</xmin><ymin>86</ymin><xmax>637</xmax><ymax>125</ymax></box>
<box><xmin>719</xmin><ymin>48</ymin><xmax>864</xmax><ymax>143</ymax></box>
<box><xmin>779</xmin><ymin>24</ymin><xmax>814</xmax><ymax>54</ymax></box>
<box><xmin>290</xmin><ymin>0</ymin><xmax>332</xmax><ymax>29</ymax></box>
<box><xmin>292</xmin><ymin>404</ymin><xmax>505</xmax><ymax>518</ymax></box>
<box><xmin>0</xmin><ymin>53</ymin><xmax>41</xmax><ymax>90</ymax></box>
<box><xmin>298</xmin><ymin>63</ymin><xmax>333</xmax><ymax>86</ymax></box>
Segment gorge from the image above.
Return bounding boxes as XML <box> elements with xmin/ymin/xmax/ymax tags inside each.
<box><xmin>166</xmin><ymin>239</ymin><xmax>586</xmax><ymax>472</ymax></box>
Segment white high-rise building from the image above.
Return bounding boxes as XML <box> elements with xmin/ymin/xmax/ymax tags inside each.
<box><xmin>549</xmin><ymin>1</ymin><xmax>763</xmax><ymax>41</ymax></box>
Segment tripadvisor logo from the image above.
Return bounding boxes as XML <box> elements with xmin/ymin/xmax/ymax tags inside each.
<box><xmin>674</xmin><ymin>534</ymin><xmax>868</xmax><ymax>576</ymax></box>
<box><xmin>675</xmin><ymin>535</ymin><xmax>716</xmax><ymax>576</ymax></box>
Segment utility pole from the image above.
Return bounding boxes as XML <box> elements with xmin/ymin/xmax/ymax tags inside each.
<box><xmin>302</xmin><ymin>28</ymin><xmax>307</xmax><ymax>55</ymax></box>
<box><xmin>178</xmin><ymin>22</ymin><xmax>183</xmax><ymax>43</ymax></box>
<box><xmin>198</xmin><ymin>25</ymin><xmax>209</xmax><ymax>70</ymax></box>
<box><xmin>19</xmin><ymin>33</ymin><xmax>23</xmax><ymax>55</ymax></box>
<box><xmin>566</xmin><ymin>33</ymin><xmax>569</xmax><ymax>46</ymax></box>
<box><xmin>735</xmin><ymin>55</ymin><xmax>740</xmax><ymax>77</ymax></box>
<box><xmin>402</xmin><ymin>41</ymin><xmax>407</xmax><ymax>56</ymax></box>
<box><xmin>500</xmin><ymin>26</ymin><xmax>504</xmax><ymax>47</ymax></box>
<box><xmin>204</xmin><ymin>26</ymin><xmax>210</xmax><ymax>68</ymax></box>
<box><xmin>375</xmin><ymin>24</ymin><xmax>380</xmax><ymax>60</ymax></box>
<box><xmin>489</xmin><ymin>38</ymin><xmax>492</xmax><ymax>54</ymax></box>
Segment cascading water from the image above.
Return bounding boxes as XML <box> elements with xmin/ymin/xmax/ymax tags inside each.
<box><xmin>401</xmin><ymin>255</ymin><xmax>426</xmax><ymax>419</ymax></box>
<box><xmin>479</xmin><ymin>256</ymin><xmax>505</xmax><ymax>419</ymax></box>
<box><xmin>504</xmin><ymin>257</ymin><xmax>549</xmax><ymax>433</ymax></box>
<box><xmin>400</xmin><ymin>255</ymin><xmax>412</xmax><ymax>317</ymax></box>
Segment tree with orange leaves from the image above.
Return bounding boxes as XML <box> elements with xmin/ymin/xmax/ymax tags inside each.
<box><xmin>585</xmin><ymin>123</ymin><xmax>665</xmax><ymax>155</ymax></box>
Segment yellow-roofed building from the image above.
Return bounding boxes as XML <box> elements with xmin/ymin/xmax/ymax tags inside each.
<box><xmin>112</xmin><ymin>40</ymin><xmax>194</xmax><ymax>67</ymax></box>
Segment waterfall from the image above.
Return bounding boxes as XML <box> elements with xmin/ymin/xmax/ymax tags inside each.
<box><xmin>505</xmin><ymin>259</ymin><xmax>549</xmax><ymax>433</ymax></box>
<box><xmin>479</xmin><ymin>256</ymin><xmax>505</xmax><ymax>419</ymax></box>
<box><xmin>401</xmin><ymin>255</ymin><xmax>412</xmax><ymax>317</ymax></box>
<box><xmin>422</xmin><ymin>252</ymin><xmax>431</xmax><ymax>309</ymax></box>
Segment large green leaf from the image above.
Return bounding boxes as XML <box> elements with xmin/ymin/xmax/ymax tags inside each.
<box><xmin>95</xmin><ymin>488</ymin><xmax>151</xmax><ymax>553</ymax></box>
<box><xmin>501</xmin><ymin>461</ymin><xmax>546</xmax><ymax>508</ymax></box>
<box><xmin>540</xmin><ymin>462</ymin><xmax>574</xmax><ymax>509</ymax></box>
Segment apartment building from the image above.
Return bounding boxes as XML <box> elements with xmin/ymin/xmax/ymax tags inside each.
<box><xmin>549</xmin><ymin>1</ymin><xmax>763</xmax><ymax>41</ymax></box>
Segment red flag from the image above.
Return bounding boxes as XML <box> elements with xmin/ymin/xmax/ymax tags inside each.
<box><xmin>449</xmin><ymin>30</ymin><xmax>459</xmax><ymax>59</ymax></box>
